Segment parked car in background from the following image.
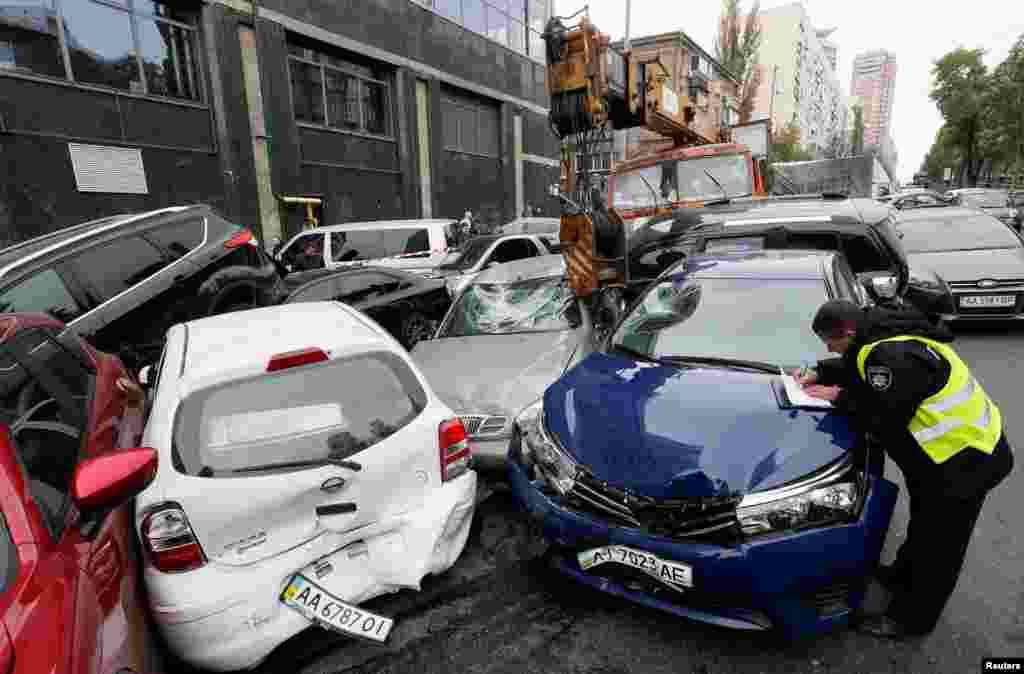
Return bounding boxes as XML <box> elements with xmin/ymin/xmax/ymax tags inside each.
<box><xmin>434</xmin><ymin>233</ymin><xmax>558</xmax><ymax>297</ymax></box>
<box><xmin>625</xmin><ymin>195</ymin><xmax>956</xmax><ymax>322</ymax></box>
<box><xmin>135</xmin><ymin>302</ymin><xmax>477</xmax><ymax>672</ymax></box>
<box><xmin>284</xmin><ymin>267</ymin><xmax>451</xmax><ymax>349</ymax></box>
<box><xmin>508</xmin><ymin>250</ymin><xmax>898</xmax><ymax>639</ymax></box>
<box><xmin>894</xmin><ymin>206</ymin><xmax>1024</xmax><ymax>320</ymax></box>
<box><xmin>0</xmin><ymin>204</ymin><xmax>286</xmax><ymax>370</ymax></box>
<box><xmin>274</xmin><ymin>219</ymin><xmax>459</xmax><ymax>276</ymax></box>
<box><xmin>0</xmin><ymin>313</ymin><xmax>158</xmax><ymax>674</ymax></box>
<box><xmin>883</xmin><ymin>190</ymin><xmax>955</xmax><ymax>211</ymax></box>
<box><xmin>501</xmin><ymin>217</ymin><xmax>561</xmax><ymax>238</ymax></box>
<box><xmin>948</xmin><ymin>188</ymin><xmax>1019</xmax><ymax>230</ymax></box>
<box><xmin>412</xmin><ymin>255</ymin><xmax>587</xmax><ymax>469</ymax></box>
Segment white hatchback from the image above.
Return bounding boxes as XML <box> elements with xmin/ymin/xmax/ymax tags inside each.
<box><xmin>134</xmin><ymin>302</ymin><xmax>477</xmax><ymax>672</ymax></box>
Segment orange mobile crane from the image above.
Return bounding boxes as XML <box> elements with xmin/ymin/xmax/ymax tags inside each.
<box><xmin>543</xmin><ymin>9</ymin><xmax>763</xmax><ymax>312</ymax></box>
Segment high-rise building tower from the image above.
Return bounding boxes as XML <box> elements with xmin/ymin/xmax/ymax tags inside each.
<box><xmin>850</xmin><ymin>49</ymin><xmax>897</xmax><ymax>151</ymax></box>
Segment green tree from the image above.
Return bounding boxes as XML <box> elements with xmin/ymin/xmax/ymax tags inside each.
<box><xmin>850</xmin><ymin>104</ymin><xmax>865</xmax><ymax>156</ymax></box>
<box><xmin>984</xmin><ymin>34</ymin><xmax>1024</xmax><ymax>181</ymax></box>
<box><xmin>714</xmin><ymin>0</ymin><xmax>763</xmax><ymax>123</ymax></box>
<box><xmin>920</xmin><ymin>125</ymin><xmax>961</xmax><ymax>181</ymax></box>
<box><xmin>770</xmin><ymin>120</ymin><xmax>815</xmax><ymax>162</ymax></box>
<box><xmin>930</xmin><ymin>48</ymin><xmax>989</xmax><ymax>186</ymax></box>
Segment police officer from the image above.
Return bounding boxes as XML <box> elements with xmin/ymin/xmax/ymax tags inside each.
<box><xmin>795</xmin><ymin>299</ymin><xmax>1014</xmax><ymax>639</ymax></box>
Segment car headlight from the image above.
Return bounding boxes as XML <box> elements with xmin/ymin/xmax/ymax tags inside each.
<box><xmin>736</xmin><ymin>481</ymin><xmax>859</xmax><ymax>537</ymax></box>
<box><xmin>514</xmin><ymin>400</ymin><xmax>578</xmax><ymax>495</ymax></box>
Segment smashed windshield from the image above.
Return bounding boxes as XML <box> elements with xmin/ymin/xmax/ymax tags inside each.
<box><xmin>438</xmin><ymin>236</ymin><xmax>499</xmax><ymax>271</ymax></box>
<box><xmin>611</xmin><ymin>275</ymin><xmax>829</xmax><ymax>368</ymax></box>
<box><xmin>439</xmin><ymin>276</ymin><xmax>576</xmax><ymax>337</ymax></box>
<box><xmin>613</xmin><ymin>154</ymin><xmax>753</xmax><ymax>210</ymax></box>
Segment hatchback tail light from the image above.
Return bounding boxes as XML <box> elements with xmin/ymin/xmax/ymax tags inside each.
<box><xmin>141</xmin><ymin>504</ymin><xmax>207</xmax><ymax>573</ymax></box>
<box><xmin>439</xmin><ymin>418</ymin><xmax>471</xmax><ymax>482</ymax></box>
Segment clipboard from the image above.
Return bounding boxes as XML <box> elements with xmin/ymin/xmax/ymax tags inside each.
<box><xmin>776</xmin><ymin>375</ymin><xmax>833</xmax><ymax>410</ymax></box>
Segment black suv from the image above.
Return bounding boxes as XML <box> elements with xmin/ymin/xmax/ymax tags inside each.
<box><xmin>0</xmin><ymin>205</ymin><xmax>286</xmax><ymax>368</ymax></box>
<box><xmin>625</xmin><ymin>194</ymin><xmax>956</xmax><ymax>319</ymax></box>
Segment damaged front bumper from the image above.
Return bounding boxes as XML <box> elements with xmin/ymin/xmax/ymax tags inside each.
<box><xmin>507</xmin><ymin>459</ymin><xmax>898</xmax><ymax>638</ymax></box>
<box><xmin>146</xmin><ymin>471</ymin><xmax>477</xmax><ymax>672</ymax></box>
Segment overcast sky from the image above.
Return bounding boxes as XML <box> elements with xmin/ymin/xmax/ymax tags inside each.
<box><xmin>554</xmin><ymin>0</ymin><xmax>1024</xmax><ymax>182</ymax></box>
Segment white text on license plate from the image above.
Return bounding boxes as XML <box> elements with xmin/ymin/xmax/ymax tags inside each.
<box><xmin>578</xmin><ymin>545</ymin><xmax>693</xmax><ymax>588</ymax></box>
<box><xmin>959</xmin><ymin>294</ymin><xmax>1016</xmax><ymax>308</ymax></box>
<box><xmin>281</xmin><ymin>575</ymin><xmax>393</xmax><ymax>642</ymax></box>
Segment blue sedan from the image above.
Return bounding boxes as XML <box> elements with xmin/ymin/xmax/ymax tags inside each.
<box><xmin>507</xmin><ymin>249</ymin><xmax>899</xmax><ymax>639</ymax></box>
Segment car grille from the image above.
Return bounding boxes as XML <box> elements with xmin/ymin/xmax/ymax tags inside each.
<box><xmin>562</xmin><ymin>470</ymin><xmax>742</xmax><ymax>544</ymax></box>
<box><xmin>947</xmin><ymin>278</ymin><xmax>1024</xmax><ymax>290</ymax></box>
<box><xmin>458</xmin><ymin>414</ymin><xmax>509</xmax><ymax>438</ymax></box>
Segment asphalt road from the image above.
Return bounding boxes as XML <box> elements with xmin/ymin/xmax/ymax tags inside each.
<box><xmin>166</xmin><ymin>323</ymin><xmax>1023</xmax><ymax>674</ymax></box>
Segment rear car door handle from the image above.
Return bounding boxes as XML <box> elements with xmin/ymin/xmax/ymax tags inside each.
<box><xmin>316</xmin><ymin>503</ymin><xmax>357</xmax><ymax>517</ymax></box>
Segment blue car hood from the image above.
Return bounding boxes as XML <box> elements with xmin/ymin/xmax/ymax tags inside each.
<box><xmin>543</xmin><ymin>352</ymin><xmax>855</xmax><ymax>500</ymax></box>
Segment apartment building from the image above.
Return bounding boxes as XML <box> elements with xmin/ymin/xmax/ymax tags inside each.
<box><xmin>850</xmin><ymin>49</ymin><xmax>897</xmax><ymax>150</ymax></box>
<box><xmin>751</xmin><ymin>1</ymin><xmax>845</xmax><ymax>155</ymax></box>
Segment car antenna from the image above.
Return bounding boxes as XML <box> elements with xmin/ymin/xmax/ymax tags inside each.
<box><xmin>637</xmin><ymin>171</ymin><xmax>668</xmax><ymax>213</ymax></box>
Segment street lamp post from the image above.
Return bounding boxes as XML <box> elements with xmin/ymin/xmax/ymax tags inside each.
<box><xmin>768</xmin><ymin>64</ymin><xmax>780</xmax><ymax>131</ymax></box>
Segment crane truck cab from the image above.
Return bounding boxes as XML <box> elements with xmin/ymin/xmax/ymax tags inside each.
<box><xmin>610</xmin><ymin>143</ymin><xmax>767</xmax><ymax>225</ymax></box>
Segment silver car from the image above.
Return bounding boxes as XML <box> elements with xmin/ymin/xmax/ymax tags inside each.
<box><xmin>411</xmin><ymin>255</ymin><xmax>592</xmax><ymax>469</ymax></box>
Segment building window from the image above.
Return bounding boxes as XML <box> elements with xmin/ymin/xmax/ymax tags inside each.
<box><xmin>0</xmin><ymin>0</ymin><xmax>202</xmax><ymax>101</ymax></box>
<box><xmin>416</xmin><ymin>0</ymin><xmax>548</xmax><ymax>63</ymax></box>
<box><xmin>442</xmin><ymin>92</ymin><xmax>499</xmax><ymax>157</ymax></box>
<box><xmin>288</xmin><ymin>43</ymin><xmax>392</xmax><ymax>138</ymax></box>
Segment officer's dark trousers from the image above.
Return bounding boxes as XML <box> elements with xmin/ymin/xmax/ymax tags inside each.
<box><xmin>882</xmin><ymin>489</ymin><xmax>985</xmax><ymax>634</ymax></box>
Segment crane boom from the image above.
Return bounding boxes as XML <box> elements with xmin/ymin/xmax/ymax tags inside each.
<box><xmin>543</xmin><ymin>10</ymin><xmax>711</xmax><ymax>309</ymax></box>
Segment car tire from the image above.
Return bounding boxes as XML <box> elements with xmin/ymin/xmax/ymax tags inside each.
<box><xmin>399</xmin><ymin>310</ymin><xmax>433</xmax><ymax>350</ymax></box>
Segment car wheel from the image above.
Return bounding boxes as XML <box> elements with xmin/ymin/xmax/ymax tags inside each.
<box><xmin>400</xmin><ymin>311</ymin><xmax>433</xmax><ymax>350</ymax></box>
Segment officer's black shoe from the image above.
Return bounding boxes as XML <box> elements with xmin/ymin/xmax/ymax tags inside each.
<box><xmin>856</xmin><ymin>615</ymin><xmax>915</xmax><ymax>640</ymax></box>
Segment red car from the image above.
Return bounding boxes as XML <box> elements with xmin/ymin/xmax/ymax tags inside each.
<box><xmin>0</xmin><ymin>314</ymin><xmax>157</xmax><ymax>673</ymax></box>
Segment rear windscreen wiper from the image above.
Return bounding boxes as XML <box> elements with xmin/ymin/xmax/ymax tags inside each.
<box><xmin>661</xmin><ymin>355</ymin><xmax>782</xmax><ymax>374</ymax></box>
<box><xmin>232</xmin><ymin>457</ymin><xmax>363</xmax><ymax>474</ymax></box>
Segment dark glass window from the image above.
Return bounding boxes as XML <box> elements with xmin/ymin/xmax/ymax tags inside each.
<box><xmin>442</xmin><ymin>91</ymin><xmax>499</xmax><ymax>157</ymax></box>
<box><xmin>62</xmin><ymin>0</ymin><xmax>140</xmax><ymax>92</ymax></box>
<box><xmin>136</xmin><ymin>6</ymin><xmax>201</xmax><ymax>101</ymax></box>
<box><xmin>287</xmin><ymin>43</ymin><xmax>392</xmax><ymax>137</ymax></box>
<box><xmin>70</xmin><ymin>236</ymin><xmax>168</xmax><ymax>301</ymax></box>
<box><xmin>0</xmin><ymin>0</ymin><xmax>66</xmax><ymax>78</ymax></box>
<box><xmin>0</xmin><ymin>268</ymin><xmax>85</xmax><ymax>323</ymax></box>
<box><xmin>143</xmin><ymin>218</ymin><xmax>204</xmax><ymax>260</ymax></box>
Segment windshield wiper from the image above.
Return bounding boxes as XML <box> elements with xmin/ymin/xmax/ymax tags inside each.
<box><xmin>660</xmin><ymin>355</ymin><xmax>782</xmax><ymax>374</ymax></box>
<box><xmin>703</xmin><ymin>169</ymin><xmax>729</xmax><ymax>204</ymax></box>
<box><xmin>232</xmin><ymin>457</ymin><xmax>363</xmax><ymax>474</ymax></box>
<box><xmin>612</xmin><ymin>343</ymin><xmax>669</xmax><ymax>365</ymax></box>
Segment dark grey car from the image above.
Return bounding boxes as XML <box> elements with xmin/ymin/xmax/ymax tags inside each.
<box><xmin>0</xmin><ymin>205</ymin><xmax>286</xmax><ymax>368</ymax></box>
<box><xmin>950</xmin><ymin>188</ymin><xmax>1020</xmax><ymax>230</ymax></box>
<box><xmin>895</xmin><ymin>206</ymin><xmax>1024</xmax><ymax>320</ymax></box>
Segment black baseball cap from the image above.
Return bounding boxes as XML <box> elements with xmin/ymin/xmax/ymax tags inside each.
<box><xmin>812</xmin><ymin>299</ymin><xmax>864</xmax><ymax>339</ymax></box>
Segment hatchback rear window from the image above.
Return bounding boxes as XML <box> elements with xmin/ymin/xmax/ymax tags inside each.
<box><xmin>172</xmin><ymin>351</ymin><xmax>427</xmax><ymax>476</ymax></box>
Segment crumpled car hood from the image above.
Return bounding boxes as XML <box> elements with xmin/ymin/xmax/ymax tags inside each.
<box><xmin>543</xmin><ymin>352</ymin><xmax>856</xmax><ymax>500</ymax></box>
<box><xmin>412</xmin><ymin>331</ymin><xmax>581</xmax><ymax>419</ymax></box>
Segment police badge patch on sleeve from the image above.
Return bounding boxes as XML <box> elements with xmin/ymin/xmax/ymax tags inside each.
<box><xmin>866</xmin><ymin>365</ymin><xmax>893</xmax><ymax>391</ymax></box>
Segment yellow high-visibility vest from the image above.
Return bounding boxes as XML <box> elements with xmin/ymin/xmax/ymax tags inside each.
<box><xmin>856</xmin><ymin>335</ymin><xmax>1001</xmax><ymax>464</ymax></box>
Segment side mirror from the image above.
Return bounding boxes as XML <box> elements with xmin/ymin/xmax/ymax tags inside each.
<box><xmin>868</xmin><ymin>275</ymin><xmax>900</xmax><ymax>300</ymax></box>
<box><xmin>71</xmin><ymin>447</ymin><xmax>158</xmax><ymax>513</ymax></box>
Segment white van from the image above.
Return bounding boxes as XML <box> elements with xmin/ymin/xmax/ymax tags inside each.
<box><xmin>275</xmin><ymin>219</ymin><xmax>459</xmax><ymax>275</ymax></box>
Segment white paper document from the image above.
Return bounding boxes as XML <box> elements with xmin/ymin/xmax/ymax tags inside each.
<box><xmin>780</xmin><ymin>375</ymin><xmax>833</xmax><ymax>409</ymax></box>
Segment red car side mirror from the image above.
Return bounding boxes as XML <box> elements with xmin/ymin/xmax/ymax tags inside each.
<box><xmin>71</xmin><ymin>447</ymin><xmax>158</xmax><ymax>513</ymax></box>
